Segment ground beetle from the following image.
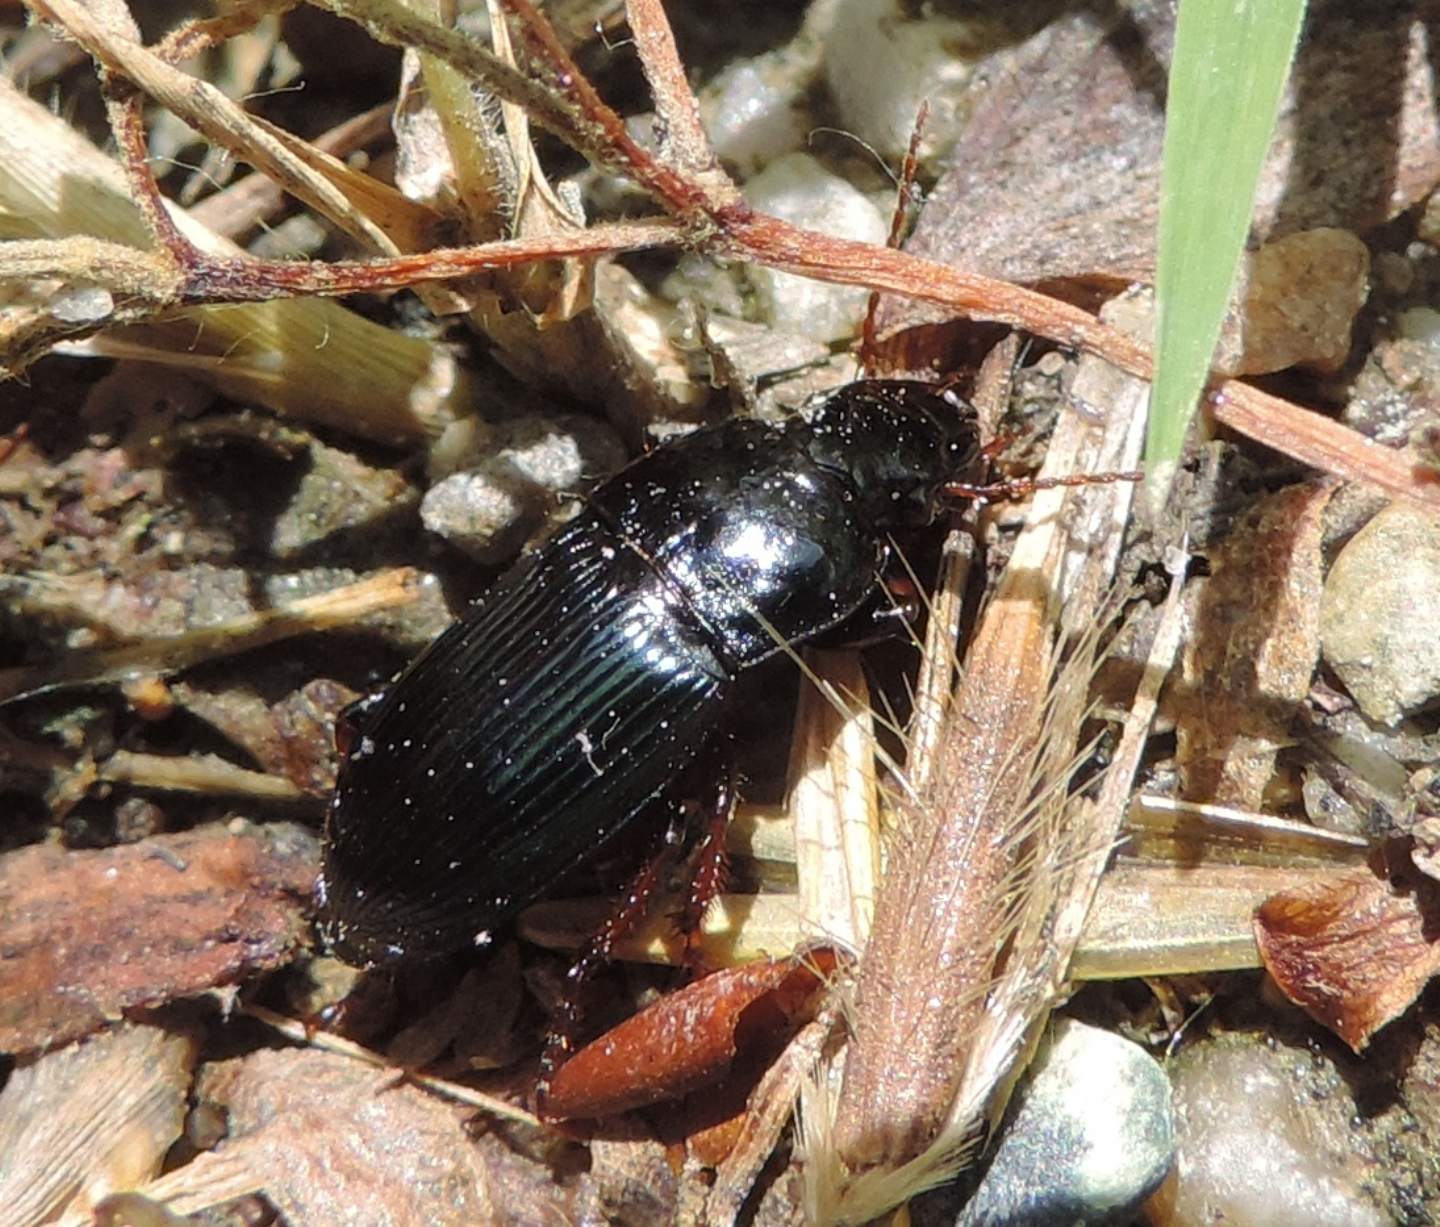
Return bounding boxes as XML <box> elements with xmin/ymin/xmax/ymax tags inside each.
<box><xmin>316</xmin><ymin>380</ymin><xmax>980</xmax><ymax>967</ymax></box>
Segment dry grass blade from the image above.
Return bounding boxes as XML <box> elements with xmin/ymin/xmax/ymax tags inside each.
<box><xmin>0</xmin><ymin>568</ymin><xmax>428</xmax><ymax>704</ymax></box>
<box><xmin>95</xmin><ymin>751</ymin><xmax>306</xmax><ymax>800</ymax></box>
<box><xmin>624</xmin><ymin>0</ymin><xmax>721</xmax><ymax>176</ymax></box>
<box><xmin>26</xmin><ymin>0</ymin><xmax>424</xmax><ymax>255</ymax></box>
<box><xmin>0</xmin><ymin>79</ymin><xmax>469</xmax><ymax>442</ymax></box>
<box><xmin>788</xmin><ymin>650</ymin><xmax>883</xmax><ymax>952</ymax></box>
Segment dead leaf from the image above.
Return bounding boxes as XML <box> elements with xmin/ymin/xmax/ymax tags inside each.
<box><xmin>543</xmin><ymin>949</ymin><xmax>837</xmax><ymax>1120</ymax></box>
<box><xmin>1254</xmin><ymin>854</ymin><xmax>1440</xmax><ymax>1050</ymax></box>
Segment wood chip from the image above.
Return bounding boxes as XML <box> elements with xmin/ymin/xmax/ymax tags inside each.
<box><xmin>1176</xmin><ymin>481</ymin><xmax>1335</xmax><ymax>808</ymax></box>
<box><xmin>0</xmin><ymin>1023</ymin><xmax>196</xmax><ymax>1227</ymax></box>
<box><xmin>134</xmin><ymin>1047</ymin><xmax>513</xmax><ymax>1224</ymax></box>
<box><xmin>0</xmin><ymin>824</ymin><xmax>317</xmax><ymax>1053</ymax></box>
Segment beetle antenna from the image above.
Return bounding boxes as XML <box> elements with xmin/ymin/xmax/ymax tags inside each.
<box><xmin>859</xmin><ymin>100</ymin><xmax>929</xmax><ymax>377</ymax></box>
<box><xmin>944</xmin><ymin>469</ymin><xmax>1145</xmax><ymax>505</ymax></box>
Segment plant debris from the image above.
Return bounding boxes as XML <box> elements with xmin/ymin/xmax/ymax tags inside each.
<box><xmin>1255</xmin><ymin>851</ymin><xmax>1440</xmax><ymax>1052</ymax></box>
<box><xmin>0</xmin><ymin>823</ymin><xmax>317</xmax><ymax>1053</ymax></box>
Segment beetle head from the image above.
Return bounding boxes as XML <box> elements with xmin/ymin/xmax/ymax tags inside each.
<box><xmin>801</xmin><ymin>380</ymin><xmax>982</xmax><ymax>528</ymax></box>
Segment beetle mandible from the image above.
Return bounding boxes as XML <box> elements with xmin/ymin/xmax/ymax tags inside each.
<box><xmin>316</xmin><ymin>380</ymin><xmax>979</xmax><ymax>967</ymax></box>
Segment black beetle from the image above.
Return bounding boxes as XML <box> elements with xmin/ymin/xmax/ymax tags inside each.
<box><xmin>316</xmin><ymin>380</ymin><xmax>979</xmax><ymax>967</ymax></box>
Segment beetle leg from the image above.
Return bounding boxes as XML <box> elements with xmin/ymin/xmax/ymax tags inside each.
<box><xmin>537</xmin><ymin>817</ymin><xmax>687</xmax><ymax>1105</ymax></box>
<box><xmin>675</xmin><ymin>762</ymin><xmax>739</xmax><ymax>972</ymax></box>
<box><xmin>944</xmin><ymin>468</ymin><xmax>1144</xmax><ymax>504</ymax></box>
<box><xmin>332</xmin><ymin>689</ymin><xmax>385</xmax><ymax>758</ymax></box>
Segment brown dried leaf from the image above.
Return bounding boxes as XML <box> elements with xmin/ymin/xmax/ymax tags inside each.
<box><xmin>1254</xmin><ymin>857</ymin><xmax>1440</xmax><ymax>1050</ymax></box>
<box><xmin>1176</xmin><ymin>481</ymin><xmax>1335</xmax><ymax>808</ymax></box>
<box><xmin>0</xmin><ymin>1023</ymin><xmax>196</xmax><ymax>1226</ymax></box>
<box><xmin>543</xmin><ymin>950</ymin><xmax>837</xmax><ymax>1121</ymax></box>
<box><xmin>0</xmin><ymin>824</ymin><xmax>317</xmax><ymax>1053</ymax></box>
<box><xmin>387</xmin><ymin>949</ymin><xmax>526</xmax><ymax>1073</ymax></box>
<box><xmin>888</xmin><ymin>5</ymin><xmax>1170</xmax><ymax>295</ymax></box>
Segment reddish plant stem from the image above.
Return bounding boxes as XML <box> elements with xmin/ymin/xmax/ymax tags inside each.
<box><xmin>498</xmin><ymin>0</ymin><xmax>731</xmax><ymax>219</ymax></box>
<box><xmin>718</xmin><ymin>212</ymin><xmax>1438</xmax><ymax>508</ymax></box>
<box><xmin>624</xmin><ymin>0</ymin><xmax>718</xmax><ymax>174</ymax></box>
<box><xmin>100</xmin><ymin>80</ymin><xmax>189</xmax><ymax>264</ymax></box>
<box><xmin>172</xmin><ymin>221</ymin><xmax>684</xmax><ymax>301</ymax></box>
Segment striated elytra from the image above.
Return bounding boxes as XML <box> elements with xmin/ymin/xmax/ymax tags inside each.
<box><xmin>316</xmin><ymin>380</ymin><xmax>980</xmax><ymax>967</ymax></box>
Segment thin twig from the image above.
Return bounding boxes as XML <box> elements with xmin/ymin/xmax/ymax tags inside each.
<box><xmin>498</xmin><ymin>0</ymin><xmax>730</xmax><ymax>216</ymax></box>
<box><xmin>17</xmin><ymin>0</ymin><xmax>1439</xmax><ymax>516</ymax></box>
<box><xmin>240</xmin><ymin>1003</ymin><xmax>543</xmax><ymax>1127</ymax></box>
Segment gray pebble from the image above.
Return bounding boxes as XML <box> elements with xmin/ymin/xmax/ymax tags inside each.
<box><xmin>1320</xmin><ymin>502</ymin><xmax>1440</xmax><ymax>725</ymax></box>
<box><xmin>955</xmin><ymin>1018</ymin><xmax>1175</xmax><ymax>1227</ymax></box>
<box><xmin>420</xmin><ymin>413</ymin><xmax>626</xmax><ymax>563</ymax></box>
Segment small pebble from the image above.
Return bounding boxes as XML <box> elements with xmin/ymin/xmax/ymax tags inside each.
<box><xmin>1417</xmin><ymin>188</ymin><xmax>1440</xmax><ymax>246</ymax></box>
<box><xmin>420</xmin><ymin>413</ymin><xmax>626</xmax><ymax>563</ymax></box>
<box><xmin>743</xmin><ymin>152</ymin><xmax>886</xmax><ymax>344</ymax></box>
<box><xmin>1216</xmin><ymin>228</ymin><xmax>1370</xmax><ymax>375</ymax></box>
<box><xmin>954</xmin><ymin>1018</ymin><xmax>1174</xmax><ymax>1227</ymax></box>
<box><xmin>1152</xmin><ymin>1034</ymin><xmax>1388</xmax><ymax>1227</ymax></box>
<box><xmin>701</xmin><ymin>56</ymin><xmax>809</xmax><ymax>176</ymax></box>
<box><xmin>1320</xmin><ymin>502</ymin><xmax>1440</xmax><ymax>725</ymax></box>
<box><xmin>270</xmin><ymin>438</ymin><xmax>417</xmax><ymax>558</ymax></box>
<box><xmin>822</xmin><ymin>0</ymin><xmax>997</xmax><ymax>162</ymax></box>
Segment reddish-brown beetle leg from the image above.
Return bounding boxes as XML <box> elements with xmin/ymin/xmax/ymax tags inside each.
<box><xmin>536</xmin><ymin>827</ymin><xmax>683</xmax><ymax>1111</ymax></box>
<box><xmin>675</xmin><ymin>766</ymin><xmax>739</xmax><ymax>973</ymax></box>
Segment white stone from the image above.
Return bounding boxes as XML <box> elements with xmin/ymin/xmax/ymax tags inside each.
<box><xmin>702</xmin><ymin>56</ymin><xmax>809</xmax><ymax>176</ymax></box>
<box><xmin>743</xmin><ymin>152</ymin><xmax>887</xmax><ymax>344</ymax></box>
<box><xmin>822</xmin><ymin>0</ymin><xmax>992</xmax><ymax>162</ymax></box>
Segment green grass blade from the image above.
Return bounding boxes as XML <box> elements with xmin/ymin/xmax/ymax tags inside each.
<box><xmin>1147</xmin><ymin>0</ymin><xmax>1307</xmax><ymax>468</ymax></box>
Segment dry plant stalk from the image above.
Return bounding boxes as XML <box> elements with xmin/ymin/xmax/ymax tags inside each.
<box><xmin>788</xmin><ymin>650</ymin><xmax>883</xmax><ymax>953</ymax></box>
<box><xmin>0</xmin><ymin>568</ymin><xmax>427</xmax><ymax>704</ymax></box>
<box><xmin>6</xmin><ymin>0</ymin><xmax>1434</xmax><ymax>511</ymax></box>
<box><xmin>832</xmin><ymin>565</ymin><xmax>1058</xmax><ymax>1167</ymax></box>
